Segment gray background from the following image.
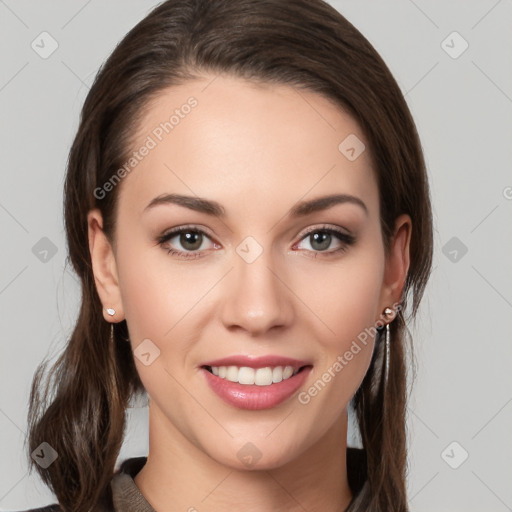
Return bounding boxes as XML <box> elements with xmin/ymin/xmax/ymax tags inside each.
<box><xmin>1</xmin><ymin>1</ymin><xmax>511</xmax><ymax>510</ymax></box>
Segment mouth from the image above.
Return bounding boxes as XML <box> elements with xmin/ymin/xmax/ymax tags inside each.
<box><xmin>199</xmin><ymin>356</ymin><xmax>313</xmax><ymax>410</ymax></box>
<box><xmin>202</xmin><ymin>364</ymin><xmax>309</xmax><ymax>386</ymax></box>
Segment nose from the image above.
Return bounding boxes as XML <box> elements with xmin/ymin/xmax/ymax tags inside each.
<box><xmin>220</xmin><ymin>243</ymin><xmax>294</xmax><ymax>336</ymax></box>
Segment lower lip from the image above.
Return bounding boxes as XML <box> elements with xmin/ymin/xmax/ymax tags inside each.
<box><xmin>201</xmin><ymin>367</ymin><xmax>312</xmax><ymax>410</ymax></box>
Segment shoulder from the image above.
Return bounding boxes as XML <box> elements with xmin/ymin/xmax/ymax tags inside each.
<box><xmin>17</xmin><ymin>458</ymin><xmax>144</xmax><ymax>512</ymax></box>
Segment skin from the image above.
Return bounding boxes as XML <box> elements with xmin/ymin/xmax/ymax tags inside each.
<box><xmin>88</xmin><ymin>73</ymin><xmax>411</xmax><ymax>512</ymax></box>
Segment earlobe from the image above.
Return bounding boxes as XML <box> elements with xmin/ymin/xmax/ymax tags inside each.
<box><xmin>87</xmin><ymin>209</ymin><xmax>124</xmax><ymax>322</ymax></box>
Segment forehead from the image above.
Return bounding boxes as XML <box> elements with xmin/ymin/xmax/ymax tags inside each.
<box><xmin>117</xmin><ymin>74</ymin><xmax>378</xmax><ymax>221</ymax></box>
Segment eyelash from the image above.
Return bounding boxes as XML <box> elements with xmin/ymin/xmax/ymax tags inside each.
<box><xmin>156</xmin><ymin>224</ymin><xmax>356</xmax><ymax>260</ymax></box>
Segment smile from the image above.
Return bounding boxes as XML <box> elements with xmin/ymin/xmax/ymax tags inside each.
<box><xmin>205</xmin><ymin>365</ymin><xmax>301</xmax><ymax>386</ymax></box>
<box><xmin>200</xmin><ymin>355</ymin><xmax>313</xmax><ymax>410</ymax></box>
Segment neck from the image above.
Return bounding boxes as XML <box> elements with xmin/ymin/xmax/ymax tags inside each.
<box><xmin>134</xmin><ymin>405</ymin><xmax>353</xmax><ymax>512</ymax></box>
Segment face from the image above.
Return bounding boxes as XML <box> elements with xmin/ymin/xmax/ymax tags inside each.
<box><xmin>89</xmin><ymin>73</ymin><xmax>410</xmax><ymax>470</ymax></box>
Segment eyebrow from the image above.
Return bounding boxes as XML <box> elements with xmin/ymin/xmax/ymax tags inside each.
<box><xmin>143</xmin><ymin>193</ymin><xmax>368</xmax><ymax>217</ymax></box>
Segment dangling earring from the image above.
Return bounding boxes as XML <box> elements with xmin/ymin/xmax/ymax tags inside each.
<box><xmin>383</xmin><ymin>307</ymin><xmax>393</xmax><ymax>385</ymax></box>
<box><xmin>106</xmin><ymin>307</ymin><xmax>130</xmax><ymax>343</ymax></box>
<box><xmin>107</xmin><ymin>308</ymin><xmax>116</xmax><ymax>344</ymax></box>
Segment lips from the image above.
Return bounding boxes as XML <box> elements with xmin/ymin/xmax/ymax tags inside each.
<box><xmin>199</xmin><ymin>355</ymin><xmax>312</xmax><ymax>410</ymax></box>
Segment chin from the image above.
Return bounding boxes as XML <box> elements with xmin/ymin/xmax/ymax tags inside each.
<box><xmin>204</xmin><ymin>437</ymin><xmax>307</xmax><ymax>472</ymax></box>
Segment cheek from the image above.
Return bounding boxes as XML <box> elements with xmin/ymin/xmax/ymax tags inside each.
<box><xmin>115</xmin><ymin>244</ymin><xmax>219</xmax><ymax>395</ymax></box>
<box><xmin>334</xmin><ymin>265</ymin><xmax>383</xmax><ymax>340</ymax></box>
<box><xmin>115</xmin><ymin>247</ymin><xmax>204</xmax><ymax>415</ymax></box>
<box><xmin>116</xmin><ymin>242</ymin><xmax>209</xmax><ymax>341</ymax></box>
<box><xmin>292</xmin><ymin>249</ymin><xmax>384</xmax><ymax>398</ymax></box>
<box><xmin>291</xmin><ymin>251</ymin><xmax>384</xmax><ymax>343</ymax></box>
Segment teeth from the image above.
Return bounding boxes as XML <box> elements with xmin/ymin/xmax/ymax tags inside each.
<box><xmin>255</xmin><ymin>367</ymin><xmax>272</xmax><ymax>386</ymax></box>
<box><xmin>282</xmin><ymin>366</ymin><xmax>294</xmax><ymax>379</ymax></box>
<box><xmin>272</xmin><ymin>366</ymin><xmax>283</xmax><ymax>383</ymax></box>
<box><xmin>239</xmin><ymin>366</ymin><xmax>255</xmax><ymax>385</ymax></box>
<box><xmin>226</xmin><ymin>366</ymin><xmax>239</xmax><ymax>382</ymax></box>
<box><xmin>208</xmin><ymin>365</ymin><xmax>299</xmax><ymax>386</ymax></box>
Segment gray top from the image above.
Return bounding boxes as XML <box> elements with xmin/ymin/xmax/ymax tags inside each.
<box><xmin>110</xmin><ymin>457</ymin><xmax>155</xmax><ymax>511</ymax></box>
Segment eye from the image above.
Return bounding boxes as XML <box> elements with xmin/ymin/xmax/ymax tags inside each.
<box><xmin>157</xmin><ymin>224</ymin><xmax>356</xmax><ymax>260</ymax></box>
<box><xmin>294</xmin><ymin>225</ymin><xmax>356</xmax><ymax>257</ymax></box>
<box><xmin>157</xmin><ymin>226</ymin><xmax>218</xmax><ymax>259</ymax></box>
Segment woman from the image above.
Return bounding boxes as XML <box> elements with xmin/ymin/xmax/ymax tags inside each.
<box><xmin>25</xmin><ymin>0</ymin><xmax>433</xmax><ymax>510</ymax></box>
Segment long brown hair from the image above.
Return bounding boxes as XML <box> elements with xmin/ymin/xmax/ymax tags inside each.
<box><xmin>27</xmin><ymin>1</ymin><xmax>433</xmax><ymax>510</ymax></box>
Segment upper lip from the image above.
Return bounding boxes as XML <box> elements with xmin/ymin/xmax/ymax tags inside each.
<box><xmin>201</xmin><ymin>355</ymin><xmax>311</xmax><ymax>371</ymax></box>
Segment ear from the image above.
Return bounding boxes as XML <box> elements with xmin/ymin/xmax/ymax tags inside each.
<box><xmin>377</xmin><ymin>213</ymin><xmax>412</xmax><ymax>318</ymax></box>
<box><xmin>87</xmin><ymin>209</ymin><xmax>125</xmax><ymax>322</ymax></box>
